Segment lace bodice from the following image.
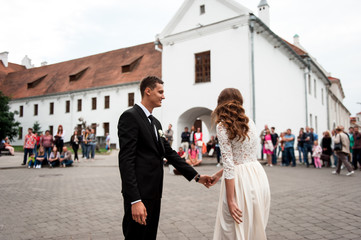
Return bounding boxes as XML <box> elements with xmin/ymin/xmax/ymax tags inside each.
<box><xmin>216</xmin><ymin>119</ymin><xmax>258</xmax><ymax>179</ymax></box>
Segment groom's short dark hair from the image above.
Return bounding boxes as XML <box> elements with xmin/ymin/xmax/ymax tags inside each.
<box><xmin>140</xmin><ymin>76</ymin><xmax>164</xmax><ymax>97</ymax></box>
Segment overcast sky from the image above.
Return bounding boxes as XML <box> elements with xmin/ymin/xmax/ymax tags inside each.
<box><xmin>1</xmin><ymin>0</ymin><xmax>360</xmax><ymax>115</ymax></box>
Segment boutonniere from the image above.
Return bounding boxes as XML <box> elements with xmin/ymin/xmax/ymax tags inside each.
<box><xmin>158</xmin><ymin>130</ymin><xmax>165</xmax><ymax>138</ymax></box>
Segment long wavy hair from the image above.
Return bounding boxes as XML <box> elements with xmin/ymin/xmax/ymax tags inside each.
<box><xmin>212</xmin><ymin>88</ymin><xmax>249</xmax><ymax>142</ymax></box>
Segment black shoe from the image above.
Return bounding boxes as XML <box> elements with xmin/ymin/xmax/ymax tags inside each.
<box><xmin>21</xmin><ymin>163</ymin><xmax>26</xmax><ymax>165</ymax></box>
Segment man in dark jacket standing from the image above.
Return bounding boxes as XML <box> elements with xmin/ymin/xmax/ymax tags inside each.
<box><xmin>118</xmin><ymin>76</ymin><xmax>211</xmax><ymax>240</ymax></box>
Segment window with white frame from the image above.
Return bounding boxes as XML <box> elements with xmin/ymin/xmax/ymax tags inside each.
<box><xmin>321</xmin><ymin>88</ymin><xmax>324</xmax><ymax>105</ymax></box>
<box><xmin>314</xmin><ymin>79</ymin><xmax>316</xmax><ymax>98</ymax></box>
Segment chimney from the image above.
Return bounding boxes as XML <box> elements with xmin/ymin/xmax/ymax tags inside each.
<box><xmin>258</xmin><ymin>0</ymin><xmax>270</xmax><ymax>27</ymax></box>
<box><xmin>293</xmin><ymin>34</ymin><xmax>300</xmax><ymax>46</ymax></box>
<box><xmin>41</xmin><ymin>61</ymin><xmax>48</xmax><ymax>66</ymax></box>
<box><xmin>21</xmin><ymin>55</ymin><xmax>34</xmax><ymax>69</ymax></box>
<box><xmin>0</xmin><ymin>51</ymin><xmax>9</xmax><ymax>67</ymax></box>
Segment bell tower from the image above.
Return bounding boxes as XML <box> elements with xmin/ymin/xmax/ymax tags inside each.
<box><xmin>258</xmin><ymin>0</ymin><xmax>270</xmax><ymax>27</ymax></box>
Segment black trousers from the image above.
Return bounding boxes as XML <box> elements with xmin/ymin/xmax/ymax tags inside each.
<box><xmin>123</xmin><ymin>199</ymin><xmax>161</xmax><ymax>240</ymax></box>
<box><xmin>72</xmin><ymin>144</ymin><xmax>79</xmax><ymax>160</ymax></box>
<box><xmin>352</xmin><ymin>148</ymin><xmax>361</xmax><ymax>169</ymax></box>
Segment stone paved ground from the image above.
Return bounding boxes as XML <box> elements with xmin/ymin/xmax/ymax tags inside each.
<box><xmin>1</xmin><ymin>151</ymin><xmax>361</xmax><ymax>240</ymax></box>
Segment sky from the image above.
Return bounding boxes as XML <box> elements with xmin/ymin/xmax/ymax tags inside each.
<box><xmin>1</xmin><ymin>0</ymin><xmax>360</xmax><ymax>115</ymax></box>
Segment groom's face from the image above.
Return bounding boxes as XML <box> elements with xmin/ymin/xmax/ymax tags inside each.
<box><xmin>148</xmin><ymin>83</ymin><xmax>165</xmax><ymax>108</ymax></box>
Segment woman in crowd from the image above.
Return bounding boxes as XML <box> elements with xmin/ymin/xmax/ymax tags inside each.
<box><xmin>297</xmin><ymin>128</ymin><xmax>304</xmax><ymax>164</ymax></box>
<box><xmin>88</xmin><ymin>128</ymin><xmax>97</xmax><ymax>161</ymax></box>
<box><xmin>263</xmin><ymin>129</ymin><xmax>274</xmax><ymax>167</ymax></box>
<box><xmin>194</xmin><ymin>128</ymin><xmax>203</xmax><ymax>161</ymax></box>
<box><xmin>41</xmin><ymin>130</ymin><xmax>53</xmax><ymax>162</ymax></box>
<box><xmin>35</xmin><ymin>146</ymin><xmax>46</xmax><ymax>168</ymax></box>
<box><xmin>331</xmin><ymin>129</ymin><xmax>338</xmax><ymax>168</ymax></box>
<box><xmin>4</xmin><ymin>137</ymin><xmax>15</xmax><ymax>155</ymax></box>
<box><xmin>54</xmin><ymin>125</ymin><xmax>65</xmax><ymax>152</ymax></box>
<box><xmin>332</xmin><ymin>126</ymin><xmax>354</xmax><ymax>176</ymax></box>
<box><xmin>321</xmin><ymin>131</ymin><xmax>332</xmax><ymax>167</ymax></box>
<box><xmin>186</xmin><ymin>143</ymin><xmax>202</xmax><ymax>166</ymax></box>
<box><xmin>48</xmin><ymin>146</ymin><xmax>60</xmax><ymax>168</ymax></box>
<box><xmin>84</xmin><ymin>129</ymin><xmax>90</xmax><ymax>160</ymax></box>
<box><xmin>70</xmin><ymin>130</ymin><xmax>80</xmax><ymax>162</ymax></box>
<box><xmin>279</xmin><ymin>132</ymin><xmax>286</xmax><ymax>166</ymax></box>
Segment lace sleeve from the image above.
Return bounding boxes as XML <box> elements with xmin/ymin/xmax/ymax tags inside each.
<box><xmin>217</xmin><ymin>123</ymin><xmax>235</xmax><ymax>179</ymax></box>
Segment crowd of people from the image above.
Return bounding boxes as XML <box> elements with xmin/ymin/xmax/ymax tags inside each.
<box><xmin>17</xmin><ymin>125</ymin><xmax>103</xmax><ymax>168</ymax></box>
<box><xmin>162</xmin><ymin>125</ymin><xmax>221</xmax><ymax>169</ymax></box>
<box><xmin>165</xmin><ymin>121</ymin><xmax>360</xmax><ymax>177</ymax></box>
<box><xmin>259</xmin><ymin>124</ymin><xmax>361</xmax><ymax>176</ymax></box>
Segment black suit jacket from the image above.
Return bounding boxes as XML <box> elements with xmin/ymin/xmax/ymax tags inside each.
<box><xmin>118</xmin><ymin>104</ymin><xmax>198</xmax><ymax>203</ymax></box>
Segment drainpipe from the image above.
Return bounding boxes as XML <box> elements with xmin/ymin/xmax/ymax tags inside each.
<box><xmin>249</xmin><ymin>15</ymin><xmax>256</xmax><ymax>123</ymax></box>
<box><xmin>304</xmin><ymin>57</ymin><xmax>311</xmax><ymax>126</ymax></box>
<box><xmin>326</xmin><ymin>85</ymin><xmax>330</xmax><ymax>130</ymax></box>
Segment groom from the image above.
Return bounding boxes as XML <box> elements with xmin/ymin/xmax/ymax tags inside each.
<box><xmin>118</xmin><ymin>76</ymin><xmax>211</xmax><ymax>240</ymax></box>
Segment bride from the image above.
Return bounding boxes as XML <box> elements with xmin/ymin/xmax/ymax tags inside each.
<box><xmin>210</xmin><ymin>88</ymin><xmax>271</xmax><ymax>240</ymax></box>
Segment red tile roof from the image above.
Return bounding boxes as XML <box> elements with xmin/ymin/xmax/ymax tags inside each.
<box><xmin>0</xmin><ymin>42</ymin><xmax>161</xmax><ymax>100</ymax></box>
<box><xmin>282</xmin><ymin>39</ymin><xmax>308</xmax><ymax>56</ymax></box>
<box><xmin>0</xmin><ymin>62</ymin><xmax>26</xmax><ymax>84</ymax></box>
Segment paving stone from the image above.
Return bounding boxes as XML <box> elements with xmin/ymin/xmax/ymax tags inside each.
<box><xmin>1</xmin><ymin>152</ymin><xmax>361</xmax><ymax>239</ymax></box>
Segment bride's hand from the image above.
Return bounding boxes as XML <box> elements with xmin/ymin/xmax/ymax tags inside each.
<box><xmin>209</xmin><ymin>174</ymin><xmax>220</xmax><ymax>186</ymax></box>
<box><xmin>227</xmin><ymin>201</ymin><xmax>242</xmax><ymax>224</ymax></box>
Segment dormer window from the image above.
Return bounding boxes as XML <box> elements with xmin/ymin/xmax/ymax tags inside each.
<box><xmin>27</xmin><ymin>75</ymin><xmax>47</xmax><ymax>89</ymax></box>
<box><xmin>200</xmin><ymin>5</ymin><xmax>205</xmax><ymax>15</ymax></box>
<box><xmin>69</xmin><ymin>67</ymin><xmax>88</xmax><ymax>81</ymax></box>
<box><xmin>122</xmin><ymin>56</ymin><xmax>143</xmax><ymax>73</ymax></box>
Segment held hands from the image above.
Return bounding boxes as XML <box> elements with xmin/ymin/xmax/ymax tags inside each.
<box><xmin>131</xmin><ymin>201</ymin><xmax>147</xmax><ymax>226</ymax></box>
<box><xmin>197</xmin><ymin>175</ymin><xmax>212</xmax><ymax>188</ymax></box>
<box><xmin>197</xmin><ymin>174</ymin><xmax>222</xmax><ymax>188</ymax></box>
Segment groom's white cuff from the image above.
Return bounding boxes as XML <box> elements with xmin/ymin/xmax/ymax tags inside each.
<box><xmin>131</xmin><ymin>200</ymin><xmax>141</xmax><ymax>205</ymax></box>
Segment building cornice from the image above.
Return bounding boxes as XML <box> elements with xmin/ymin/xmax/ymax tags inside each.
<box><xmin>9</xmin><ymin>81</ymin><xmax>140</xmax><ymax>103</ymax></box>
<box><xmin>159</xmin><ymin>15</ymin><xmax>249</xmax><ymax>45</ymax></box>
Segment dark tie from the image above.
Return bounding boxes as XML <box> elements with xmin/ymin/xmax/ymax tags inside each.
<box><xmin>148</xmin><ymin>115</ymin><xmax>158</xmax><ymax>140</ymax></box>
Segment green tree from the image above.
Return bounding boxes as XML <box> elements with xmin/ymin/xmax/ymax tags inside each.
<box><xmin>33</xmin><ymin>121</ymin><xmax>41</xmax><ymax>134</ymax></box>
<box><xmin>0</xmin><ymin>91</ymin><xmax>20</xmax><ymax>141</ymax></box>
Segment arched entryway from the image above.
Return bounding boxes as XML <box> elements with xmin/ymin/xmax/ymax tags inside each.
<box><xmin>176</xmin><ymin>107</ymin><xmax>216</xmax><ymax>148</ymax></box>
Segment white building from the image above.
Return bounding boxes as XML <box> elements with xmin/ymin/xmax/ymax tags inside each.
<box><xmin>0</xmin><ymin>0</ymin><xmax>350</xmax><ymax>150</ymax></box>
<box><xmin>156</xmin><ymin>0</ymin><xmax>348</xmax><ymax>148</ymax></box>
<box><xmin>0</xmin><ymin>43</ymin><xmax>159</xmax><ymax>147</ymax></box>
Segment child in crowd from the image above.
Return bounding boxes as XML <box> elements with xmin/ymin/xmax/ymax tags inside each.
<box><xmin>312</xmin><ymin>140</ymin><xmax>322</xmax><ymax>168</ymax></box>
<box><xmin>186</xmin><ymin>143</ymin><xmax>202</xmax><ymax>167</ymax></box>
<box><xmin>27</xmin><ymin>153</ymin><xmax>36</xmax><ymax>168</ymax></box>
<box><xmin>48</xmin><ymin>146</ymin><xmax>60</xmax><ymax>168</ymax></box>
<box><xmin>177</xmin><ymin>147</ymin><xmax>186</xmax><ymax>160</ymax></box>
<box><xmin>35</xmin><ymin>146</ymin><xmax>46</xmax><ymax>168</ymax></box>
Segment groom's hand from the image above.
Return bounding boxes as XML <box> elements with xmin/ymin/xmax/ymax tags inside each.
<box><xmin>198</xmin><ymin>175</ymin><xmax>212</xmax><ymax>188</ymax></box>
<box><xmin>131</xmin><ymin>201</ymin><xmax>147</xmax><ymax>225</ymax></box>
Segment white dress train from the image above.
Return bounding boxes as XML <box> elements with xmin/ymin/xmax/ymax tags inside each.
<box><xmin>213</xmin><ymin>120</ymin><xmax>271</xmax><ymax>240</ymax></box>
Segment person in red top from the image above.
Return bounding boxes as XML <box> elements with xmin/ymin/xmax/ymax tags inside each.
<box><xmin>177</xmin><ymin>147</ymin><xmax>186</xmax><ymax>160</ymax></box>
<box><xmin>22</xmin><ymin>128</ymin><xmax>36</xmax><ymax>166</ymax></box>
<box><xmin>34</xmin><ymin>132</ymin><xmax>41</xmax><ymax>157</ymax></box>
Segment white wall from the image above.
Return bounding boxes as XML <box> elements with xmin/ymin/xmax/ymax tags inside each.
<box><xmin>306</xmin><ymin>72</ymin><xmax>329</xmax><ymax>136</ymax></box>
<box><xmin>160</xmin><ymin>24</ymin><xmax>251</xmax><ymax>148</ymax></box>
<box><xmin>253</xmin><ymin>31</ymin><xmax>306</xmax><ymax>137</ymax></box>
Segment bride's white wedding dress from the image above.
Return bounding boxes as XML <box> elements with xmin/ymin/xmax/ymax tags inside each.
<box><xmin>213</xmin><ymin>120</ymin><xmax>270</xmax><ymax>240</ymax></box>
